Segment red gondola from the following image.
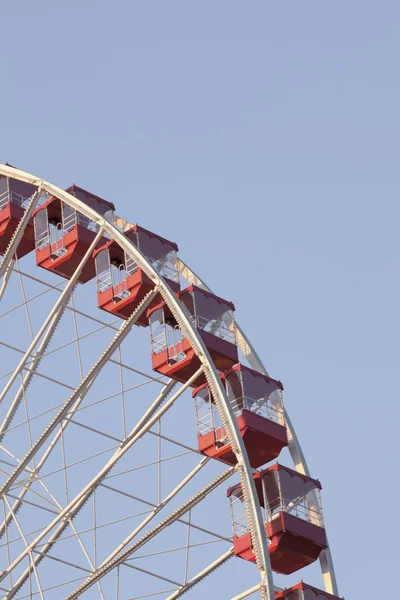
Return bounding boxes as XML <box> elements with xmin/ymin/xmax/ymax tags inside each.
<box><xmin>32</xmin><ymin>185</ymin><xmax>114</xmax><ymax>284</ymax></box>
<box><xmin>275</xmin><ymin>582</ymin><xmax>342</xmax><ymax>600</ymax></box>
<box><xmin>193</xmin><ymin>364</ymin><xmax>288</xmax><ymax>468</ymax></box>
<box><xmin>148</xmin><ymin>285</ymin><xmax>238</xmax><ymax>386</ymax></box>
<box><xmin>0</xmin><ymin>174</ymin><xmax>37</xmax><ymax>258</ymax></box>
<box><xmin>227</xmin><ymin>463</ymin><xmax>327</xmax><ymax>574</ymax></box>
<box><xmin>93</xmin><ymin>225</ymin><xmax>180</xmax><ymax>325</ymax></box>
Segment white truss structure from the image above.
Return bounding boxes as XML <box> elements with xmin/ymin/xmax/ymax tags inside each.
<box><xmin>0</xmin><ymin>164</ymin><xmax>338</xmax><ymax>600</ymax></box>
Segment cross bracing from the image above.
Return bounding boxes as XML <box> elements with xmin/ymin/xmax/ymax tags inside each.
<box><xmin>0</xmin><ymin>165</ymin><xmax>338</xmax><ymax>600</ymax></box>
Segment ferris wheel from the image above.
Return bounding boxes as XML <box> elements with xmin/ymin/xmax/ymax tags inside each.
<box><xmin>0</xmin><ymin>163</ymin><xmax>341</xmax><ymax>600</ymax></box>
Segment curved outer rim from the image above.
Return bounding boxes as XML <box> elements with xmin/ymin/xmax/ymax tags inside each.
<box><xmin>177</xmin><ymin>265</ymin><xmax>339</xmax><ymax>596</ymax></box>
<box><xmin>0</xmin><ymin>165</ymin><xmax>274</xmax><ymax>599</ymax></box>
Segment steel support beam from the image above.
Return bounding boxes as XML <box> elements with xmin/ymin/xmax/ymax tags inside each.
<box><xmin>177</xmin><ymin>258</ymin><xmax>339</xmax><ymax>597</ymax></box>
<box><xmin>0</xmin><ymin>189</ymin><xmax>41</xmax><ymax>281</ymax></box>
<box><xmin>0</xmin><ymin>306</ymin><xmax>69</xmax><ymax>445</ymax></box>
<box><xmin>65</xmin><ymin>466</ymin><xmax>235</xmax><ymax>599</ymax></box>
<box><xmin>231</xmin><ymin>584</ymin><xmax>262</xmax><ymax>600</ymax></box>
<box><xmin>98</xmin><ymin>455</ymin><xmax>210</xmax><ymax>567</ymax></box>
<box><xmin>0</xmin><ymin>227</ymin><xmax>104</xmax><ymax>410</ymax></box>
<box><xmin>1</xmin><ymin>372</ymin><xmax>197</xmax><ymax>596</ymax></box>
<box><xmin>164</xmin><ymin>548</ymin><xmax>234</xmax><ymax>599</ymax></box>
<box><xmin>0</xmin><ymin>259</ymin><xmax>14</xmax><ymax>302</ymax></box>
<box><xmin>0</xmin><ymin>165</ymin><xmax>277</xmax><ymax>600</ymax></box>
<box><xmin>0</xmin><ymin>286</ymin><xmax>158</xmax><ymax>498</ymax></box>
<box><xmin>0</xmin><ymin>288</ymin><xmax>158</xmax><ymax>554</ymax></box>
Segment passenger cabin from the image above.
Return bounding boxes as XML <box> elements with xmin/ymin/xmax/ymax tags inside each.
<box><xmin>227</xmin><ymin>463</ymin><xmax>327</xmax><ymax>574</ymax></box>
<box><xmin>32</xmin><ymin>185</ymin><xmax>114</xmax><ymax>283</ymax></box>
<box><xmin>148</xmin><ymin>286</ymin><xmax>238</xmax><ymax>386</ymax></box>
<box><xmin>193</xmin><ymin>364</ymin><xmax>288</xmax><ymax>467</ymax></box>
<box><xmin>93</xmin><ymin>225</ymin><xmax>180</xmax><ymax>325</ymax></box>
<box><xmin>275</xmin><ymin>582</ymin><xmax>342</xmax><ymax>600</ymax></box>
<box><xmin>0</xmin><ymin>174</ymin><xmax>38</xmax><ymax>258</ymax></box>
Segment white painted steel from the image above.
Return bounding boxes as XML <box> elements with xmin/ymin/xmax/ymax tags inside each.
<box><xmin>3</xmin><ymin>368</ymin><xmax>205</xmax><ymax>597</ymax></box>
<box><xmin>0</xmin><ymin>189</ymin><xmax>41</xmax><ymax>280</ymax></box>
<box><xmin>96</xmin><ymin>455</ymin><xmax>211</xmax><ymax>567</ymax></box>
<box><xmin>0</xmin><ymin>286</ymin><xmax>158</xmax><ymax>498</ymax></box>
<box><xmin>64</xmin><ymin>466</ymin><xmax>236</xmax><ymax>598</ymax></box>
<box><xmin>0</xmin><ymin>164</ymin><xmax>275</xmax><ymax>600</ymax></box>
<box><xmin>4</xmin><ymin>376</ymin><xmax>179</xmax><ymax>599</ymax></box>
<box><xmin>231</xmin><ymin>584</ymin><xmax>262</xmax><ymax>600</ymax></box>
<box><xmin>0</xmin><ymin>288</ymin><xmax>160</xmax><ymax>593</ymax></box>
<box><xmin>0</xmin><ymin>164</ymin><xmax>340</xmax><ymax>599</ymax></box>
<box><xmin>0</xmin><ymin>289</ymin><xmax>165</xmax><ymax>546</ymax></box>
<box><xmin>0</xmin><ymin>227</ymin><xmax>105</xmax><ymax>411</ymax></box>
<box><xmin>0</xmin><ymin>258</ymin><xmax>14</xmax><ymax>301</ymax></box>
<box><xmin>164</xmin><ymin>548</ymin><xmax>234</xmax><ymax>600</ymax></box>
<box><xmin>177</xmin><ymin>258</ymin><xmax>339</xmax><ymax>596</ymax></box>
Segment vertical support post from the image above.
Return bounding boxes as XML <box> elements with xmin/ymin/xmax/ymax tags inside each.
<box><xmin>0</xmin><ymin>189</ymin><xmax>41</xmax><ymax>280</ymax></box>
<box><xmin>0</xmin><ymin>259</ymin><xmax>14</xmax><ymax>302</ymax></box>
<box><xmin>0</xmin><ymin>227</ymin><xmax>104</xmax><ymax>408</ymax></box>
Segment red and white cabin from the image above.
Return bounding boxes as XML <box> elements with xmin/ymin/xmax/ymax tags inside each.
<box><xmin>227</xmin><ymin>463</ymin><xmax>327</xmax><ymax>574</ymax></box>
<box><xmin>148</xmin><ymin>285</ymin><xmax>238</xmax><ymax>386</ymax></box>
<box><xmin>32</xmin><ymin>185</ymin><xmax>114</xmax><ymax>284</ymax></box>
<box><xmin>193</xmin><ymin>364</ymin><xmax>288</xmax><ymax>468</ymax></box>
<box><xmin>275</xmin><ymin>582</ymin><xmax>342</xmax><ymax>600</ymax></box>
<box><xmin>0</xmin><ymin>174</ymin><xmax>37</xmax><ymax>258</ymax></box>
<box><xmin>93</xmin><ymin>225</ymin><xmax>180</xmax><ymax>325</ymax></box>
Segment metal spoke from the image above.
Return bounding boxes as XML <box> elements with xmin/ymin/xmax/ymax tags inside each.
<box><xmin>97</xmin><ymin>456</ymin><xmax>211</xmax><ymax>567</ymax></box>
<box><xmin>0</xmin><ymin>190</ymin><xmax>41</xmax><ymax>281</ymax></box>
<box><xmin>0</xmin><ymin>228</ymin><xmax>105</xmax><ymax>443</ymax></box>
<box><xmin>1</xmin><ymin>373</ymin><xmax>187</xmax><ymax>595</ymax></box>
<box><xmin>122</xmin><ymin>562</ymin><xmax>182</xmax><ymax>588</ymax></box>
<box><xmin>1</xmin><ymin>377</ymin><xmax>160</xmax><ymax>441</ymax></box>
<box><xmin>177</xmin><ymin>257</ymin><xmax>339</xmax><ymax>596</ymax></box>
<box><xmin>0</xmin><ymin>165</ymin><xmax>340</xmax><ymax>600</ymax></box>
<box><xmin>231</xmin><ymin>584</ymin><xmax>262</xmax><ymax>600</ymax></box>
<box><xmin>3</xmin><ymin>497</ymin><xmax>44</xmax><ymax>600</ymax></box>
<box><xmin>0</xmin><ymin>286</ymin><xmax>158</xmax><ymax>497</ymax></box>
<box><xmin>65</xmin><ymin>466</ymin><xmax>235</xmax><ymax>598</ymax></box>
<box><xmin>0</xmin><ymin>259</ymin><xmax>15</xmax><ymax>302</ymax></box>
<box><xmin>165</xmin><ymin>548</ymin><xmax>234</xmax><ymax>599</ymax></box>
<box><xmin>0</xmin><ymin>291</ymin><xmax>159</xmax><ymax>577</ymax></box>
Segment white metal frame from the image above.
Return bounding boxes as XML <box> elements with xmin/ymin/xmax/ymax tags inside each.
<box><xmin>0</xmin><ymin>164</ymin><xmax>338</xmax><ymax>599</ymax></box>
<box><xmin>177</xmin><ymin>259</ymin><xmax>339</xmax><ymax>596</ymax></box>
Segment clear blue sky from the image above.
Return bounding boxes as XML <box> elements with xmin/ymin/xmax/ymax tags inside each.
<box><xmin>1</xmin><ymin>2</ymin><xmax>399</xmax><ymax>598</ymax></box>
